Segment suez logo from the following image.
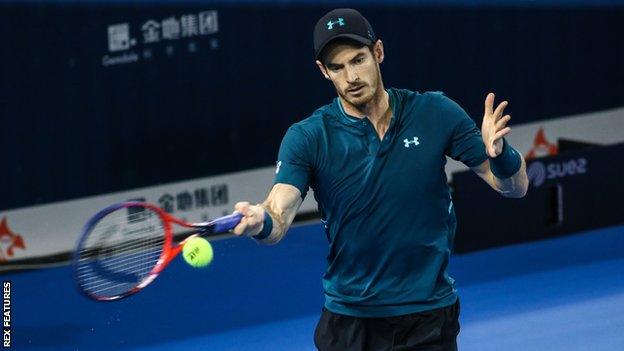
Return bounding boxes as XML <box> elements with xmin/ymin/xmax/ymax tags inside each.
<box><xmin>527</xmin><ymin>158</ymin><xmax>588</xmax><ymax>187</ymax></box>
<box><xmin>103</xmin><ymin>10</ymin><xmax>219</xmax><ymax>67</ymax></box>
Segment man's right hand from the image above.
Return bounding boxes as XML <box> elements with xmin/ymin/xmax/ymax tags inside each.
<box><xmin>230</xmin><ymin>184</ymin><xmax>303</xmax><ymax>244</ymax></box>
<box><xmin>231</xmin><ymin>202</ymin><xmax>265</xmax><ymax>237</ymax></box>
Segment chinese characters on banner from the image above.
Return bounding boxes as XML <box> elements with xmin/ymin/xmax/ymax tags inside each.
<box><xmin>104</xmin><ymin>10</ymin><xmax>219</xmax><ymax>66</ymax></box>
<box><xmin>129</xmin><ymin>184</ymin><xmax>229</xmax><ymax>222</ymax></box>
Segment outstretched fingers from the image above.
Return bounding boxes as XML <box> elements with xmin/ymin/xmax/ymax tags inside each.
<box><xmin>493</xmin><ymin>101</ymin><xmax>508</xmax><ymax>120</ymax></box>
<box><xmin>484</xmin><ymin>92</ymin><xmax>495</xmax><ymax>116</ymax></box>
<box><xmin>494</xmin><ymin>127</ymin><xmax>511</xmax><ymax>140</ymax></box>
<box><xmin>495</xmin><ymin>115</ymin><xmax>511</xmax><ymax>131</ymax></box>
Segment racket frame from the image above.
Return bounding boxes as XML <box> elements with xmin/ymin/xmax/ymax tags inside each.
<box><xmin>73</xmin><ymin>201</ymin><xmax>238</xmax><ymax>301</ymax></box>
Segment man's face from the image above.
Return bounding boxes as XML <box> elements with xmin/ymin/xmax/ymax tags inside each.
<box><xmin>317</xmin><ymin>41</ymin><xmax>383</xmax><ymax>108</ymax></box>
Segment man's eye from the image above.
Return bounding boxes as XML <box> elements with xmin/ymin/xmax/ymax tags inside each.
<box><xmin>354</xmin><ymin>57</ymin><xmax>365</xmax><ymax>64</ymax></box>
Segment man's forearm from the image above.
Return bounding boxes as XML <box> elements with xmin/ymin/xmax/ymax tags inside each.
<box><xmin>493</xmin><ymin>157</ymin><xmax>528</xmax><ymax>198</ymax></box>
<box><xmin>256</xmin><ymin>203</ymin><xmax>288</xmax><ymax>245</ymax></box>
<box><xmin>254</xmin><ymin>189</ymin><xmax>303</xmax><ymax>245</ymax></box>
<box><xmin>232</xmin><ymin>183</ymin><xmax>304</xmax><ymax>243</ymax></box>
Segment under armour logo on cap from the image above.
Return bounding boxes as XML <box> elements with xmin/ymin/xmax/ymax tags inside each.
<box><xmin>327</xmin><ymin>18</ymin><xmax>345</xmax><ymax>30</ymax></box>
<box><xmin>313</xmin><ymin>9</ymin><xmax>377</xmax><ymax>60</ymax></box>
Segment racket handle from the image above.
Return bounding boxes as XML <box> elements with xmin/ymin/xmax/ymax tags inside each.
<box><xmin>210</xmin><ymin>212</ymin><xmax>244</xmax><ymax>233</ymax></box>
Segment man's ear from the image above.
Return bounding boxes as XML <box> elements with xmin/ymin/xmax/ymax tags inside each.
<box><xmin>373</xmin><ymin>40</ymin><xmax>385</xmax><ymax>64</ymax></box>
<box><xmin>315</xmin><ymin>60</ymin><xmax>331</xmax><ymax>80</ymax></box>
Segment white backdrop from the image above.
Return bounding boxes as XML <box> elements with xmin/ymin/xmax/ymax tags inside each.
<box><xmin>1</xmin><ymin>107</ymin><xmax>622</xmax><ymax>262</ymax></box>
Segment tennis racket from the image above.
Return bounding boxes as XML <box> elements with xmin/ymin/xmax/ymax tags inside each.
<box><xmin>73</xmin><ymin>201</ymin><xmax>242</xmax><ymax>301</ymax></box>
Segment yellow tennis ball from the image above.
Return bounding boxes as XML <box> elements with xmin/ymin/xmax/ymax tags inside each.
<box><xmin>182</xmin><ymin>237</ymin><xmax>213</xmax><ymax>268</ymax></box>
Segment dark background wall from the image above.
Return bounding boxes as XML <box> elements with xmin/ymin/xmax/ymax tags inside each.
<box><xmin>1</xmin><ymin>2</ymin><xmax>623</xmax><ymax>211</ymax></box>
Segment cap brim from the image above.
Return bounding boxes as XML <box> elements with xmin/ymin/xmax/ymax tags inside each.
<box><xmin>315</xmin><ymin>34</ymin><xmax>374</xmax><ymax>61</ymax></box>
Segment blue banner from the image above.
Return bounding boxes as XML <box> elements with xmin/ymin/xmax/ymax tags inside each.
<box><xmin>1</xmin><ymin>3</ymin><xmax>623</xmax><ymax>210</ymax></box>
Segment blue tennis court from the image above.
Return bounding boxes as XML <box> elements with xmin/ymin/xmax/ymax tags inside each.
<box><xmin>9</xmin><ymin>223</ymin><xmax>624</xmax><ymax>350</ymax></box>
<box><xmin>1</xmin><ymin>1</ymin><xmax>623</xmax><ymax>350</ymax></box>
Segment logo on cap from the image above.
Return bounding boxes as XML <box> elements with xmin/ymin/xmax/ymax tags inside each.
<box><xmin>327</xmin><ymin>18</ymin><xmax>345</xmax><ymax>30</ymax></box>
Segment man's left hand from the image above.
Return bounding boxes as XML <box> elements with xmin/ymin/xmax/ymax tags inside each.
<box><xmin>481</xmin><ymin>92</ymin><xmax>512</xmax><ymax>158</ymax></box>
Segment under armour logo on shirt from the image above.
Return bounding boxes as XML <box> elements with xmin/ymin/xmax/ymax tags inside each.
<box><xmin>327</xmin><ymin>18</ymin><xmax>345</xmax><ymax>30</ymax></box>
<box><xmin>275</xmin><ymin>161</ymin><xmax>282</xmax><ymax>174</ymax></box>
<box><xmin>403</xmin><ymin>137</ymin><xmax>420</xmax><ymax>148</ymax></box>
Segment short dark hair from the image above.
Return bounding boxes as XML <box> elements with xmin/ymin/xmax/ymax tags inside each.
<box><xmin>319</xmin><ymin>38</ymin><xmax>376</xmax><ymax>65</ymax></box>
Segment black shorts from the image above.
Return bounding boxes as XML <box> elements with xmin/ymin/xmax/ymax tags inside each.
<box><xmin>314</xmin><ymin>299</ymin><xmax>460</xmax><ymax>351</ymax></box>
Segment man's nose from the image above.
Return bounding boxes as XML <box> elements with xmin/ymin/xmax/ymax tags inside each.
<box><xmin>345</xmin><ymin>66</ymin><xmax>359</xmax><ymax>83</ymax></box>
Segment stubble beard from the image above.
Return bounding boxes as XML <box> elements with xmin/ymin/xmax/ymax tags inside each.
<box><xmin>337</xmin><ymin>66</ymin><xmax>381</xmax><ymax>110</ymax></box>
<box><xmin>338</xmin><ymin>79</ymin><xmax>378</xmax><ymax>110</ymax></box>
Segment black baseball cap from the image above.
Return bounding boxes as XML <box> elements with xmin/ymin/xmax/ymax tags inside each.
<box><xmin>313</xmin><ymin>8</ymin><xmax>377</xmax><ymax>61</ymax></box>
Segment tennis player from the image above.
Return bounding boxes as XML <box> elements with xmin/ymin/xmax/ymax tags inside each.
<box><xmin>232</xmin><ymin>8</ymin><xmax>528</xmax><ymax>350</ymax></box>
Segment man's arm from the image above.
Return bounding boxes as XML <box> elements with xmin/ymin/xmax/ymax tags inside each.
<box><xmin>231</xmin><ymin>183</ymin><xmax>303</xmax><ymax>244</ymax></box>
<box><xmin>470</xmin><ymin>157</ymin><xmax>528</xmax><ymax>198</ymax></box>
<box><xmin>473</xmin><ymin>92</ymin><xmax>528</xmax><ymax>198</ymax></box>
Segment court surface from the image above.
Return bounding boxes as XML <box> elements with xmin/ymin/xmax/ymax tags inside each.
<box><xmin>8</xmin><ymin>223</ymin><xmax>624</xmax><ymax>350</ymax></box>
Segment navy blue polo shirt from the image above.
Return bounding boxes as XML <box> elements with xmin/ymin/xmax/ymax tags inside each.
<box><xmin>274</xmin><ymin>88</ymin><xmax>487</xmax><ymax>317</ymax></box>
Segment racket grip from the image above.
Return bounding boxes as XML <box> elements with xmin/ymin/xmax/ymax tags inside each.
<box><xmin>210</xmin><ymin>212</ymin><xmax>244</xmax><ymax>233</ymax></box>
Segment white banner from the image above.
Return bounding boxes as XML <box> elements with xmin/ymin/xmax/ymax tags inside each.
<box><xmin>0</xmin><ymin>167</ymin><xmax>317</xmax><ymax>263</ymax></box>
<box><xmin>1</xmin><ymin>106</ymin><xmax>622</xmax><ymax>263</ymax></box>
<box><xmin>445</xmin><ymin>106</ymin><xmax>624</xmax><ymax>178</ymax></box>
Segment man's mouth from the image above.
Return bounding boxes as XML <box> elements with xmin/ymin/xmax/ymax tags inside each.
<box><xmin>347</xmin><ymin>85</ymin><xmax>365</xmax><ymax>93</ymax></box>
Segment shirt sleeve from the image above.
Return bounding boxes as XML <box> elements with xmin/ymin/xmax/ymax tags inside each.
<box><xmin>441</xmin><ymin>95</ymin><xmax>488</xmax><ymax>167</ymax></box>
<box><xmin>274</xmin><ymin>124</ymin><xmax>313</xmax><ymax>198</ymax></box>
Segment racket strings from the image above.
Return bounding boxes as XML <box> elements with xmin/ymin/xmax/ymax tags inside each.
<box><xmin>75</xmin><ymin>208</ymin><xmax>166</xmax><ymax>299</ymax></box>
<box><xmin>76</xmin><ymin>249</ymin><xmax>160</xmax><ymax>279</ymax></box>
<box><xmin>77</xmin><ymin>230</ymin><xmax>162</xmax><ymax>295</ymax></box>
<box><xmin>79</xmin><ymin>234</ymin><xmax>162</xmax><ymax>261</ymax></box>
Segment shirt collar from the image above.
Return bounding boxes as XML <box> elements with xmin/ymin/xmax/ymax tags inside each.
<box><xmin>333</xmin><ymin>88</ymin><xmax>397</xmax><ymax>126</ymax></box>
